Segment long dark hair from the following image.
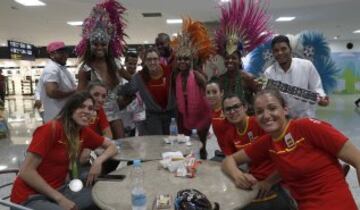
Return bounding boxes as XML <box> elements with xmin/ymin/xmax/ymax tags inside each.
<box><xmin>57</xmin><ymin>91</ymin><xmax>95</xmax><ymax>163</ymax></box>
<box><xmin>79</xmin><ymin>41</ymin><xmax>119</xmax><ymax>86</ymax></box>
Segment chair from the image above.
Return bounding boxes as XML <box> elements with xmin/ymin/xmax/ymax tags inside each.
<box><xmin>0</xmin><ymin>168</ymin><xmax>33</xmax><ymax>210</ymax></box>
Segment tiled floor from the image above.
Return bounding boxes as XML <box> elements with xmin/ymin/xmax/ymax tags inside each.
<box><xmin>0</xmin><ymin>94</ymin><xmax>359</xmax><ymax>209</ymax></box>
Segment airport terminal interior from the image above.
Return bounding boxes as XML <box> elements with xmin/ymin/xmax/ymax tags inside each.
<box><xmin>0</xmin><ymin>0</ymin><xmax>359</xmax><ymax>209</ymax></box>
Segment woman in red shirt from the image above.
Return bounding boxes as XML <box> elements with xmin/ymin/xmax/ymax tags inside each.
<box><xmin>121</xmin><ymin>48</ymin><xmax>176</xmax><ymax>135</ymax></box>
<box><xmin>11</xmin><ymin>92</ymin><xmax>117</xmax><ymax>210</ymax></box>
<box><xmin>222</xmin><ymin>88</ymin><xmax>360</xmax><ymax>210</ymax></box>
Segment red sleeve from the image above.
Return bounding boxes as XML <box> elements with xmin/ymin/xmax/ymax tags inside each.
<box><xmin>28</xmin><ymin>121</ymin><xmax>60</xmax><ymax>158</ymax></box>
<box><xmin>98</xmin><ymin>107</ymin><xmax>110</xmax><ymax>131</ymax></box>
<box><xmin>298</xmin><ymin>118</ymin><xmax>348</xmax><ymax>156</ymax></box>
<box><xmin>212</xmin><ymin>119</ymin><xmax>235</xmax><ymax>154</ymax></box>
<box><xmin>222</xmin><ymin>128</ymin><xmax>238</xmax><ymax>156</ymax></box>
<box><xmin>244</xmin><ymin>135</ymin><xmax>272</xmax><ymax>163</ymax></box>
<box><xmin>81</xmin><ymin>127</ymin><xmax>105</xmax><ymax>150</ymax></box>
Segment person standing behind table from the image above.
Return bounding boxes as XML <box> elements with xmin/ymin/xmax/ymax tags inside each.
<box><xmin>0</xmin><ymin>68</ymin><xmax>6</xmax><ymax>105</ymax></box>
<box><xmin>264</xmin><ymin>35</ymin><xmax>329</xmax><ymax>118</ymax></box>
<box><xmin>121</xmin><ymin>48</ymin><xmax>175</xmax><ymax>135</ymax></box>
<box><xmin>171</xmin><ymin>18</ymin><xmax>214</xmax><ymax>159</ymax></box>
<box><xmin>155</xmin><ymin>33</ymin><xmax>175</xmax><ymax>67</ymax></box>
<box><xmin>222</xmin><ymin>88</ymin><xmax>360</xmax><ymax>210</ymax></box>
<box><xmin>76</xmin><ymin>0</ymin><xmax>130</xmax><ymax>139</ymax></box>
<box><xmin>39</xmin><ymin>41</ymin><xmax>76</xmax><ymax>122</ymax></box>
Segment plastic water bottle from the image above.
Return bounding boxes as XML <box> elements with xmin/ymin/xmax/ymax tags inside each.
<box><xmin>190</xmin><ymin>129</ymin><xmax>199</xmax><ymax>142</ymax></box>
<box><xmin>131</xmin><ymin>160</ymin><xmax>147</xmax><ymax>210</ymax></box>
<box><xmin>169</xmin><ymin>118</ymin><xmax>178</xmax><ymax>136</ymax></box>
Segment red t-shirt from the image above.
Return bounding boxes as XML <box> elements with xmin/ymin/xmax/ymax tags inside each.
<box><xmin>11</xmin><ymin>120</ymin><xmax>104</xmax><ymax>204</ymax></box>
<box><xmin>223</xmin><ymin>116</ymin><xmax>274</xmax><ymax>180</ymax></box>
<box><xmin>211</xmin><ymin>109</ymin><xmax>232</xmax><ymax>152</ymax></box>
<box><xmin>146</xmin><ymin>65</ymin><xmax>171</xmax><ymax>109</ymax></box>
<box><xmin>88</xmin><ymin>107</ymin><xmax>110</xmax><ymax>135</ymax></box>
<box><xmin>244</xmin><ymin>118</ymin><xmax>357</xmax><ymax>210</ymax></box>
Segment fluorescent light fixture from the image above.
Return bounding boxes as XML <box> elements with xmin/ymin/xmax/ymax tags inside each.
<box><xmin>14</xmin><ymin>0</ymin><xmax>46</xmax><ymax>6</ymax></box>
<box><xmin>143</xmin><ymin>40</ymin><xmax>149</xmax><ymax>44</ymax></box>
<box><xmin>0</xmin><ymin>165</ymin><xmax>8</xmax><ymax>170</ymax></box>
<box><xmin>333</xmin><ymin>36</ymin><xmax>339</xmax><ymax>40</ymax></box>
<box><xmin>67</xmin><ymin>21</ymin><xmax>83</xmax><ymax>26</ymax></box>
<box><xmin>275</xmin><ymin>17</ymin><xmax>295</xmax><ymax>22</ymax></box>
<box><xmin>220</xmin><ymin>0</ymin><xmax>230</xmax><ymax>2</ymax></box>
<box><xmin>166</xmin><ymin>19</ymin><xmax>183</xmax><ymax>24</ymax></box>
<box><xmin>353</xmin><ymin>29</ymin><xmax>360</xmax><ymax>34</ymax></box>
<box><xmin>172</xmin><ymin>33</ymin><xmax>178</xmax><ymax>37</ymax></box>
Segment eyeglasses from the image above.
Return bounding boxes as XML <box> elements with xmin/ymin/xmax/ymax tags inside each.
<box><xmin>224</xmin><ymin>103</ymin><xmax>243</xmax><ymax>113</ymax></box>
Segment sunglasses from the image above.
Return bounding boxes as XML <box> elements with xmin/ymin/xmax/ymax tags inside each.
<box><xmin>224</xmin><ymin>103</ymin><xmax>243</xmax><ymax>113</ymax></box>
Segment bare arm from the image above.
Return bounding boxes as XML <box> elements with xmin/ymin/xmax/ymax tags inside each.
<box><xmin>222</xmin><ymin>150</ymin><xmax>257</xmax><ymax>189</ymax></box>
<box><xmin>77</xmin><ymin>68</ymin><xmax>89</xmax><ymax>91</ymax></box>
<box><xmin>86</xmin><ymin>138</ymin><xmax>117</xmax><ymax>186</ymax></box>
<box><xmin>102</xmin><ymin>127</ymin><xmax>113</xmax><ymax>139</ymax></box>
<box><xmin>19</xmin><ymin>153</ymin><xmax>77</xmax><ymax>210</ymax></box>
<box><xmin>44</xmin><ymin>82</ymin><xmax>75</xmax><ymax>99</ymax></box>
<box><xmin>337</xmin><ymin>141</ymin><xmax>360</xmax><ymax>185</ymax></box>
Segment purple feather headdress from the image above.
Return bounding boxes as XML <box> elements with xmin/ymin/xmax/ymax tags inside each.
<box><xmin>75</xmin><ymin>0</ymin><xmax>127</xmax><ymax>58</ymax></box>
<box><xmin>215</xmin><ymin>0</ymin><xmax>272</xmax><ymax>56</ymax></box>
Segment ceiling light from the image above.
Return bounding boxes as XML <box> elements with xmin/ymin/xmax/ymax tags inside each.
<box><xmin>143</xmin><ymin>40</ymin><xmax>149</xmax><ymax>44</ymax></box>
<box><xmin>333</xmin><ymin>36</ymin><xmax>339</xmax><ymax>40</ymax></box>
<box><xmin>220</xmin><ymin>0</ymin><xmax>230</xmax><ymax>2</ymax></box>
<box><xmin>14</xmin><ymin>0</ymin><xmax>46</xmax><ymax>6</ymax></box>
<box><xmin>172</xmin><ymin>33</ymin><xmax>178</xmax><ymax>37</ymax></box>
<box><xmin>353</xmin><ymin>29</ymin><xmax>360</xmax><ymax>34</ymax></box>
<box><xmin>0</xmin><ymin>165</ymin><xmax>8</xmax><ymax>170</ymax></box>
<box><xmin>166</xmin><ymin>19</ymin><xmax>183</xmax><ymax>24</ymax></box>
<box><xmin>275</xmin><ymin>17</ymin><xmax>295</xmax><ymax>22</ymax></box>
<box><xmin>67</xmin><ymin>21</ymin><xmax>83</xmax><ymax>26</ymax></box>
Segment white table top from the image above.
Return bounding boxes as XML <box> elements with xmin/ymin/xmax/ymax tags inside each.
<box><xmin>92</xmin><ymin>160</ymin><xmax>258</xmax><ymax>210</ymax></box>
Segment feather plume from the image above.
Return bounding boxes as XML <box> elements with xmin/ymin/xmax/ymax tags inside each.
<box><xmin>75</xmin><ymin>0</ymin><xmax>127</xmax><ymax>57</ymax></box>
<box><xmin>215</xmin><ymin>0</ymin><xmax>272</xmax><ymax>56</ymax></box>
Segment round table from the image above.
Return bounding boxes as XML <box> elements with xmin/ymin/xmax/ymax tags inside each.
<box><xmin>92</xmin><ymin>160</ymin><xmax>258</xmax><ymax>210</ymax></box>
<box><xmin>111</xmin><ymin>135</ymin><xmax>202</xmax><ymax>161</ymax></box>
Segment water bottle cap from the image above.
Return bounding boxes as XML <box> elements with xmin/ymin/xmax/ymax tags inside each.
<box><xmin>171</xmin><ymin>117</ymin><xmax>176</xmax><ymax>121</ymax></box>
<box><xmin>133</xmin><ymin>160</ymin><xmax>141</xmax><ymax>166</ymax></box>
<box><xmin>191</xmin><ymin>129</ymin><xmax>197</xmax><ymax>134</ymax></box>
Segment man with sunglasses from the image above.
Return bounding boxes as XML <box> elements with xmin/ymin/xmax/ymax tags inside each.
<box><xmin>39</xmin><ymin>41</ymin><xmax>76</xmax><ymax>122</ymax></box>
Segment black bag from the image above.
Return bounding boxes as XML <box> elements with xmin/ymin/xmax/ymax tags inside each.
<box><xmin>175</xmin><ymin>189</ymin><xmax>219</xmax><ymax>210</ymax></box>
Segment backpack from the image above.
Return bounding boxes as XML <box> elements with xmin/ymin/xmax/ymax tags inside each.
<box><xmin>174</xmin><ymin>189</ymin><xmax>220</xmax><ymax>210</ymax></box>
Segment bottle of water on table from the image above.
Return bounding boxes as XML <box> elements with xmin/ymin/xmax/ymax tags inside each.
<box><xmin>131</xmin><ymin>160</ymin><xmax>147</xmax><ymax>210</ymax></box>
<box><xmin>169</xmin><ymin>118</ymin><xmax>178</xmax><ymax>149</ymax></box>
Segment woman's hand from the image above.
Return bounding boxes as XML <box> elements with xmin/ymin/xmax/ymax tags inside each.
<box><xmin>86</xmin><ymin>159</ymin><xmax>102</xmax><ymax>186</ymax></box>
<box><xmin>232</xmin><ymin>171</ymin><xmax>257</xmax><ymax>189</ymax></box>
<box><xmin>57</xmin><ymin>196</ymin><xmax>78</xmax><ymax>210</ymax></box>
<box><xmin>256</xmin><ymin>180</ymin><xmax>273</xmax><ymax>199</ymax></box>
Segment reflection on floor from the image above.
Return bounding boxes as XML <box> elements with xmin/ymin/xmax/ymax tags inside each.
<box><xmin>0</xmin><ymin>94</ymin><xmax>359</xmax><ymax>209</ymax></box>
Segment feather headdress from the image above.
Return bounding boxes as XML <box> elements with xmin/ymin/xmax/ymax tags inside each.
<box><xmin>215</xmin><ymin>0</ymin><xmax>272</xmax><ymax>56</ymax></box>
<box><xmin>75</xmin><ymin>0</ymin><xmax>127</xmax><ymax>58</ymax></box>
<box><xmin>247</xmin><ymin>31</ymin><xmax>340</xmax><ymax>93</ymax></box>
<box><xmin>172</xmin><ymin>18</ymin><xmax>216</xmax><ymax>63</ymax></box>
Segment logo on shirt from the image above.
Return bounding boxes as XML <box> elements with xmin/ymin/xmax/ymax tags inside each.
<box><xmin>284</xmin><ymin>133</ymin><xmax>295</xmax><ymax>148</ymax></box>
<box><xmin>247</xmin><ymin>131</ymin><xmax>254</xmax><ymax>141</ymax></box>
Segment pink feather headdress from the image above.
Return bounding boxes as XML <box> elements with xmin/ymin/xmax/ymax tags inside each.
<box><xmin>215</xmin><ymin>0</ymin><xmax>272</xmax><ymax>56</ymax></box>
<box><xmin>75</xmin><ymin>0</ymin><xmax>127</xmax><ymax>58</ymax></box>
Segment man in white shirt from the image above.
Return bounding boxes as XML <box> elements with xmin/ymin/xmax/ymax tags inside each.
<box><xmin>264</xmin><ymin>35</ymin><xmax>329</xmax><ymax>118</ymax></box>
<box><xmin>39</xmin><ymin>41</ymin><xmax>76</xmax><ymax>122</ymax></box>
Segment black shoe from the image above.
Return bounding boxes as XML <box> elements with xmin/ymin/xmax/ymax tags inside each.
<box><xmin>200</xmin><ymin>148</ymin><xmax>208</xmax><ymax>160</ymax></box>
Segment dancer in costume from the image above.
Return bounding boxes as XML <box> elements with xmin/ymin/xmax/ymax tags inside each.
<box><xmin>222</xmin><ymin>88</ymin><xmax>360</xmax><ymax>210</ymax></box>
<box><xmin>215</xmin><ymin>0</ymin><xmax>272</xmax><ymax>108</ymax></box>
<box><xmin>171</xmin><ymin>18</ymin><xmax>215</xmax><ymax>159</ymax></box>
<box><xmin>76</xmin><ymin>0</ymin><xmax>130</xmax><ymax>138</ymax></box>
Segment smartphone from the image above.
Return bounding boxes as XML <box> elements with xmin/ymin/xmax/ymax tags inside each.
<box><xmin>97</xmin><ymin>174</ymin><xmax>126</xmax><ymax>181</ymax></box>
